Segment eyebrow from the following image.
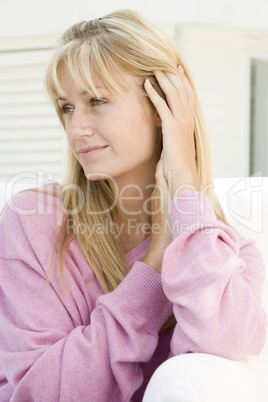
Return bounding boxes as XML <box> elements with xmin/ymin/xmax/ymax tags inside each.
<box><xmin>57</xmin><ymin>91</ymin><xmax>87</xmax><ymax>101</ymax></box>
<box><xmin>56</xmin><ymin>88</ymin><xmax>108</xmax><ymax>101</ymax></box>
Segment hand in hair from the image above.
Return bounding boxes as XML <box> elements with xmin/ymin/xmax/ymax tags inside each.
<box><xmin>141</xmin><ymin>157</ymin><xmax>173</xmax><ymax>273</ymax></box>
<box><xmin>144</xmin><ymin>66</ymin><xmax>200</xmax><ymax>199</ymax></box>
<box><xmin>142</xmin><ymin>67</ymin><xmax>200</xmax><ymax>272</ymax></box>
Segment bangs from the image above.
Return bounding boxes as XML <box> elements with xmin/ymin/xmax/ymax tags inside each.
<box><xmin>45</xmin><ymin>39</ymin><xmax>132</xmax><ymax>103</ymax></box>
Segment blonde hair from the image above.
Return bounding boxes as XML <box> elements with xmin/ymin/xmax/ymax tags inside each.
<box><xmin>44</xmin><ymin>9</ymin><xmax>232</xmax><ymax>333</ymax></box>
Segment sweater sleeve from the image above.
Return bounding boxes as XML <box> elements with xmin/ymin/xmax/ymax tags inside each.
<box><xmin>162</xmin><ymin>191</ymin><xmax>267</xmax><ymax>360</ymax></box>
<box><xmin>0</xmin><ymin>191</ymin><xmax>172</xmax><ymax>402</ymax></box>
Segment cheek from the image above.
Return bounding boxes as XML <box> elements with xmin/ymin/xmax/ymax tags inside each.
<box><xmin>127</xmin><ymin>122</ymin><xmax>159</xmax><ymax>160</ymax></box>
<box><xmin>66</xmin><ymin>133</ymin><xmax>75</xmax><ymax>148</ymax></box>
<box><xmin>139</xmin><ymin>111</ymin><xmax>160</xmax><ymax>150</ymax></box>
<box><xmin>65</xmin><ymin>133</ymin><xmax>78</xmax><ymax>158</ymax></box>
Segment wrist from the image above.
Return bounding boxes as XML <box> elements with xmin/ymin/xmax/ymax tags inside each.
<box><xmin>168</xmin><ymin>173</ymin><xmax>200</xmax><ymax>199</ymax></box>
<box><xmin>142</xmin><ymin>249</ymin><xmax>163</xmax><ymax>274</ymax></box>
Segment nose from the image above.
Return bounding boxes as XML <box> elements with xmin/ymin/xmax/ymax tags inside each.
<box><xmin>68</xmin><ymin>108</ymin><xmax>94</xmax><ymax>139</ymax></box>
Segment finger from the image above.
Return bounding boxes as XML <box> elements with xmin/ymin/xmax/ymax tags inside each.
<box><xmin>144</xmin><ymin>78</ymin><xmax>173</xmax><ymax>124</ymax></box>
<box><xmin>178</xmin><ymin>66</ymin><xmax>195</xmax><ymax>110</ymax></box>
<box><xmin>164</xmin><ymin>68</ymin><xmax>194</xmax><ymax>114</ymax></box>
<box><xmin>153</xmin><ymin>69</ymin><xmax>194</xmax><ymax>122</ymax></box>
<box><xmin>166</xmin><ymin>67</ymin><xmax>195</xmax><ymax>111</ymax></box>
<box><xmin>153</xmin><ymin>70</ymin><xmax>183</xmax><ymax>121</ymax></box>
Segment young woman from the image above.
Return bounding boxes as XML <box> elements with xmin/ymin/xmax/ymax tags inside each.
<box><xmin>0</xmin><ymin>9</ymin><xmax>266</xmax><ymax>402</ymax></box>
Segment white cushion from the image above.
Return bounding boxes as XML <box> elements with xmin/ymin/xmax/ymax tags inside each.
<box><xmin>143</xmin><ymin>177</ymin><xmax>268</xmax><ymax>402</ymax></box>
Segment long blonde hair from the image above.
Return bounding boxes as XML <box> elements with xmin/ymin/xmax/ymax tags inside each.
<box><xmin>44</xmin><ymin>9</ymin><xmax>232</xmax><ymax>333</ymax></box>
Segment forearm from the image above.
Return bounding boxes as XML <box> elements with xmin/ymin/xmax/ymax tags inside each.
<box><xmin>162</xmin><ymin>191</ymin><xmax>267</xmax><ymax>359</ymax></box>
<box><xmin>0</xmin><ymin>257</ymin><xmax>172</xmax><ymax>401</ymax></box>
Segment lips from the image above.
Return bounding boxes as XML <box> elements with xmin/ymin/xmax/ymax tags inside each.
<box><xmin>78</xmin><ymin>145</ymin><xmax>108</xmax><ymax>159</ymax></box>
<box><xmin>78</xmin><ymin>145</ymin><xmax>108</xmax><ymax>154</ymax></box>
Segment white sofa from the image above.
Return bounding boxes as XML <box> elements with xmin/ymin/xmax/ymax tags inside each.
<box><xmin>1</xmin><ymin>177</ymin><xmax>267</xmax><ymax>401</ymax></box>
<box><xmin>143</xmin><ymin>177</ymin><xmax>268</xmax><ymax>402</ymax></box>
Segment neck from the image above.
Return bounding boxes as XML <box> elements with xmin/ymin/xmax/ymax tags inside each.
<box><xmin>110</xmin><ymin>168</ymin><xmax>155</xmax><ymax>217</ymax></box>
<box><xmin>108</xmin><ymin>167</ymin><xmax>156</xmax><ymax>253</ymax></box>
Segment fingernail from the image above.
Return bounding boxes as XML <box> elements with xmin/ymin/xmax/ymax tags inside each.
<box><xmin>179</xmin><ymin>65</ymin><xmax>184</xmax><ymax>74</ymax></box>
<box><xmin>145</xmin><ymin>78</ymin><xmax>152</xmax><ymax>88</ymax></box>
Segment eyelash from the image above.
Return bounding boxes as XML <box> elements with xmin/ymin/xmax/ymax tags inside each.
<box><xmin>59</xmin><ymin>107</ymin><xmax>73</xmax><ymax>115</ymax></box>
<box><xmin>59</xmin><ymin>98</ymin><xmax>105</xmax><ymax>114</ymax></box>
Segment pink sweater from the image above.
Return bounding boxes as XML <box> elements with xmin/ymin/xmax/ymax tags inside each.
<box><xmin>0</xmin><ymin>184</ymin><xmax>266</xmax><ymax>401</ymax></box>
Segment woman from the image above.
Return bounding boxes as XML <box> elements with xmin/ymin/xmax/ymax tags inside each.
<box><xmin>0</xmin><ymin>9</ymin><xmax>266</xmax><ymax>402</ymax></box>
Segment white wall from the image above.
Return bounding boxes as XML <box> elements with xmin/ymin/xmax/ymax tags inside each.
<box><xmin>1</xmin><ymin>0</ymin><xmax>268</xmax><ymax>182</ymax></box>
<box><xmin>175</xmin><ymin>23</ymin><xmax>268</xmax><ymax>177</ymax></box>
<box><xmin>0</xmin><ymin>0</ymin><xmax>193</xmax><ymax>38</ymax></box>
<box><xmin>0</xmin><ymin>0</ymin><xmax>268</xmax><ymax>39</ymax></box>
<box><xmin>193</xmin><ymin>0</ymin><xmax>268</xmax><ymax>30</ymax></box>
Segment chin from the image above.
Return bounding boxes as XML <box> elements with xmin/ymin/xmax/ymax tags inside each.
<box><xmin>84</xmin><ymin>168</ymin><xmax>117</xmax><ymax>182</ymax></box>
<box><xmin>85</xmin><ymin>172</ymin><xmax>107</xmax><ymax>181</ymax></box>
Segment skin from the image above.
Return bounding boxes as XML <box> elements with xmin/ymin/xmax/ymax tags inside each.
<box><xmin>142</xmin><ymin>66</ymin><xmax>200</xmax><ymax>272</ymax></box>
<box><xmin>57</xmin><ymin>65</ymin><xmax>200</xmax><ymax>272</ymax></box>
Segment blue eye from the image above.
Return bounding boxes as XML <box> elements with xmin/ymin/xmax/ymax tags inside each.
<box><xmin>58</xmin><ymin>98</ymin><xmax>105</xmax><ymax>114</ymax></box>
<box><xmin>59</xmin><ymin>106</ymin><xmax>74</xmax><ymax>115</ymax></box>
<box><xmin>91</xmin><ymin>98</ymin><xmax>105</xmax><ymax>106</ymax></box>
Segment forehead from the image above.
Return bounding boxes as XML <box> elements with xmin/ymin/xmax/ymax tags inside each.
<box><xmin>55</xmin><ymin>64</ymin><xmax>140</xmax><ymax>100</ymax></box>
<box><xmin>56</xmin><ymin>66</ymin><xmax>103</xmax><ymax>98</ymax></box>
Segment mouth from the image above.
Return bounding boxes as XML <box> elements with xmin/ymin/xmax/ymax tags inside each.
<box><xmin>78</xmin><ymin>145</ymin><xmax>108</xmax><ymax>159</ymax></box>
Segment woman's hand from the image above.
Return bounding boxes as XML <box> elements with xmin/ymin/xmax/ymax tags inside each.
<box><xmin>142</xmin><ymin>66</ymin><xmax>200</xmax><ymax>273</ymax></box>
<box><xmin>144</xmin><ymin>66</ymin><xmax>200</xmax><ymax>198</ymax></box>
<box><xmin>142</xmin><ymin>157</ymin><xmax>173</xmax><ymax>273</ymax></box>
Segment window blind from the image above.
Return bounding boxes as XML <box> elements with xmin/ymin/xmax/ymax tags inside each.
<box><xmin>0</xmin><ymin>48</ymin><xmax>66</xmax><ymax>184</ymax></box>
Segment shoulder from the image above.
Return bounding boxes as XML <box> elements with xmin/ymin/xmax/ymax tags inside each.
<box><xmin>1</xmin><ymin>181</ymin><xmax>63</xmax><ymax>225</ymax></box>
<box><xmin>0</xmin><ymin>182</ymin><xmax>65</xmax><ymax>259</ymax></box>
